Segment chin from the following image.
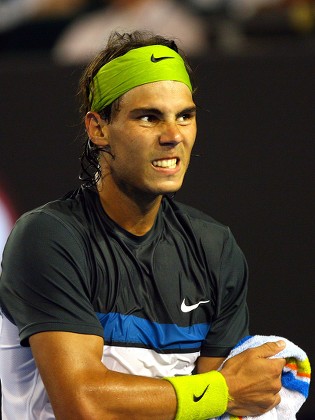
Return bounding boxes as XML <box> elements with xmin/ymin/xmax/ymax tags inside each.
<box><xmin>154</xmin><ymin>183</ymin><xmax>183</xmax><ymax>196</ymax></box>
<box><xmin>142</xmin><ymin>176</ymin><xmax>185</xmax><ymax>197</ymax></box>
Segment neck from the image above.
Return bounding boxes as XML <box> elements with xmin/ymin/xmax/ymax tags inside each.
<box><xmin>97</xmin><ymin>180</ymin><xmax>163</xmax><ymax>236</ymax></box>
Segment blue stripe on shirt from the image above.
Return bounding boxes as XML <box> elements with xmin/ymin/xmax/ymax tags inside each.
<box><xmin>96</xmin><ymin>312</ymin><xmax>210</xmax><ymax>351</ymax></box>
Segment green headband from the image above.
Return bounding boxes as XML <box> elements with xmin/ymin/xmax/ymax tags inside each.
<box><xmin>90</xmin><ymin>45</ymin><xmax>192</xmax><ymax>112</ymax></box>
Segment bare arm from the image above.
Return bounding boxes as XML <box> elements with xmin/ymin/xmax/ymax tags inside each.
<box><xmin>30</xmin><ymin>332</ymin><xmax>286</xmax><ymax>419</ymax></box>
<box><xmin>30</xmin><ymin>331</ymin><xmax>177</xmax><ymax>420</ymax></box>
<box><xmin>195</xmin><ymin>356</ymin><xmax>225</xmax><ymax>373</ymax></box>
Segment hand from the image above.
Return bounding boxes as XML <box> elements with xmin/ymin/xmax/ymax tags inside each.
<box><xmin>221</xmin><ymin>340</ymin><xmax>286</xmax><ymax>416</ymax></box>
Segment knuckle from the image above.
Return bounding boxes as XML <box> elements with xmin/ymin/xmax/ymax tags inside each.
<box><xmin>260</xmin><ymin>395</ymin><xmax>280</xmax><ymax>413</ymax></box>
<box><xmin>271</xmin><ymin>359</ymin><xmax>284</xmax><ymax>375</ymax></box>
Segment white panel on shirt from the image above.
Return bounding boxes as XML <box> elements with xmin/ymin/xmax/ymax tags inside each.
<box><xmin>0</xmin><ymin>311</ymin><xmax>54</xmax><ymax>420</ymax></box>
<box><xmin>102</xmin><ymin>345</ymin><xmax>199</xmax><ymax>378</ymax></box>
<box><xmin>0</xmin><ymin>312</ymin><xmax>198</xmax><ymax>419</ymax></box>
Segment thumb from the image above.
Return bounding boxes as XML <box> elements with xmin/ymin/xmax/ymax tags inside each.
<box><xmin>256</xmin><ymin>340</ymin><xmax>286</xmax><ymax>358</ymax></box>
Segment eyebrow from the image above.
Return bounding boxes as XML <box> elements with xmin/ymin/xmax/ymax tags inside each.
<box><xmin>129</xmin><ymin>106</ymin><xmax>197</xmax><ymax>118</ymax></box>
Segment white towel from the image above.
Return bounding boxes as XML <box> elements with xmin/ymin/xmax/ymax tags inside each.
<box><xmin>215</xmin><ymin>335</ymin><xmax>311</xmax><ymax>420</ymax></box>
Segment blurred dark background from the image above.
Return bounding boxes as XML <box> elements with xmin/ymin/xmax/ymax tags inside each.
<box><xmin>0</xmin><ymin>0</ymin><xmax>314</xmax><ymax>417</ymax></box>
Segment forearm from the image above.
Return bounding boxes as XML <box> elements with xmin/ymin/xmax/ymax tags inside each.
<box><xmin>30</xmin><ymin>332</ymin><xmax>286</xmax><ymax>419</ymax></box>
<box><xmin>30</xmin><ymin>333</ymin><xmax>176</xmax><ymax>420</ymax></box>
<box><xmin>60</xmin><ymin>369</ymin><xmax>177</xmax><ymax>420</ymax></box>
<box><xmin>45</xmin><ymin>364</ymin><xmax>228</xmax><ymax>420</ymax></box>
<box><xmin>30</xmin><ymin>332</ymin><xmax>228</xmax><ymax>420</ymax></box>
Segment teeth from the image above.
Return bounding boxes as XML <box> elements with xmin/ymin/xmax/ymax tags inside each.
<box><xmin>152</xmin><ymin>158</ymin><xmax>177</xmax><ymax>169</ymax></box>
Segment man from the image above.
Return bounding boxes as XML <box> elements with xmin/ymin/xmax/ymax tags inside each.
<box><xmin>0</xmin><ymin>31</ymin><xmax>285</xmax><ymax>419</ymax></box>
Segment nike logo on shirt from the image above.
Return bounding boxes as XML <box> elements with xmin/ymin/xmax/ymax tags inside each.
<box><xmin>181</xmin><ymin>299</ymin><xmax>210</xmax><ymax>313</ymax></box>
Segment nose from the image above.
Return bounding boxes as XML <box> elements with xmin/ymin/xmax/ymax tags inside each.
<box><xmin>159</xmin><ymin>121</ymin><xmax>184</xmax><ymax>145</ymax></box>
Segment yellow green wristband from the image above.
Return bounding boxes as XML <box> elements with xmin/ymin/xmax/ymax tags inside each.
<box><xmin>164</xmin><ymin>371</ymin><xmax>228</xmax><ymax>420</ymax></box>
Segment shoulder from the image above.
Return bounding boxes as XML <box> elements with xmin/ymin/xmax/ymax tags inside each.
<box><xmin>163</xmin><ymin>197</ymin><xmax>230</xmax><ymax>237</ymax></box>
<box><xmin>16</xmin><ymin>187</ymin><xmax>93</xmax><ymax>228</ymax></box>
<box><xmin>162</xmin><ymin>197</ymin><xmax>245</xmax><ymax>262</ymax></box>
<box><xmin>6</xmin><ymin>188</ymin><xmax>97</xmax><ymax>251</ymax></box>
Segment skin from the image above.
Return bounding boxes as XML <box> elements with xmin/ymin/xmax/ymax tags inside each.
<box><xmin>89</xmin><ymin>81</ymin><xmax>197</xmax><ymax>235</ymax></box>
<box><xmin>29</xmin><ymin>80</ymin><xmax>286</xmax><ymax>419</ymax></box>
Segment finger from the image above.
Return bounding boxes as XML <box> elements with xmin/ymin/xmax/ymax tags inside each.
<box><xmin>270</xmin><ymin>392</ymin><xmax>281</xmax><ymax>410</ymax></box>
<box><xmin>261</xmin><ymin>392</ymin><xmax>282</xmax><ymax>413</ymax></box>
<box><xmin>255</xmin><ymin>341</ymin><xmax>286</xmax><ymax>358</ymax></box>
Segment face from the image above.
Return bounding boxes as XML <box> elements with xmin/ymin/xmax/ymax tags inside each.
<box><xmin>99</xmin><ymin>80</ymin><xmax>197</xmax><ymax>199</ymax></box>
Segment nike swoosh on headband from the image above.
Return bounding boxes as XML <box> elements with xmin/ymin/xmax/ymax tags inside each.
<box><xmin>181</xmin><ymin>299</ymin><xmax>210</xmax><ymax>313</ymax></box>
<box><xmin>151</xmin><ymin>54</ymin><xmax>175</xmax><ymax>63</ymax></box>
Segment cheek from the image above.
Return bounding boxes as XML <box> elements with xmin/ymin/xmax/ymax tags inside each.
<box><xmin>110</xmin><ymin>138</ymin><xmax>147</xmax><ymax>177</ymax></box>
<box><xmin>110</xmin><ymin>125</ymin><xmax>141</xmax><ymax>152</ymax></box>
<box><xmin>112</xmin><ymin>128</ymin><xmax>150</xmax><ymax>161</ymax></box>
<box><xmin>188</xmin><ymin>124</ymin><xmax>197</xmax><ymax>143</ymax></box>
<box><xmin>113</xmin><ymin>140</ymin><xmax>143</xmax><ymax>164</ymax></box>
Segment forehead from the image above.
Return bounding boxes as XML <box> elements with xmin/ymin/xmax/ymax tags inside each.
<box><xmin>119</xmin><ymin>80</ymin><xmax>194</xmax><ymax>110</ymax></box>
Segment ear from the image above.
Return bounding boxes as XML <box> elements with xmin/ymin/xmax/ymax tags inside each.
<box><xmin>85</xmin><ymin>111</ymin><xmax>109</xmax><ymax>146</ymax></box>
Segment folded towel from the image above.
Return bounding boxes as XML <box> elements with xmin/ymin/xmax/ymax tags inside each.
<box><xmin>215</xmin><ymin>335</ymin><xmax>311</xmax><ymax>420</ymax></box>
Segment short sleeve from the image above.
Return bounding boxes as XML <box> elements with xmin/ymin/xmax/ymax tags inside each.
<box><xmin>201</xmin><ymin>228</ymin><xmax>249</xmax><ymax>357</ymax></box>
<box><xmin>0</xmin><ymin>210</ymin><xmax>104</xmax><ymax>346</ymax></box>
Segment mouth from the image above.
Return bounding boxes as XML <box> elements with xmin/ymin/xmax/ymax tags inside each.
<box><xmin>152</xmin><ymin>158</ymin><xmax>178</xmax><ymax>169</ymax></box>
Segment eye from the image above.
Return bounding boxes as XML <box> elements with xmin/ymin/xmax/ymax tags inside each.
<box><xmin>177</xmin><ymin>111</ymin><xmax>196</xmax><ymax>125</ymax></box>
<box><xmin>138</xmin><ymin>115</ymin><xmax>159</xmax><ymax>125</ymax></box>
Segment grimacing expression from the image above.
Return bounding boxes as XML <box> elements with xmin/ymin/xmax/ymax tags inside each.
<box><xmin>101</xmin><ymin>80</ymin><xmax>197</xmax><ymax>197</ymax></box>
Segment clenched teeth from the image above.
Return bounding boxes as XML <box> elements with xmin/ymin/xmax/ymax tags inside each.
<box><xmin>152</xmin><ymin>158</ymin><xmax>177</xmax><ymax>169</ymax></box>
